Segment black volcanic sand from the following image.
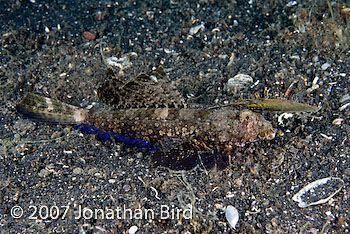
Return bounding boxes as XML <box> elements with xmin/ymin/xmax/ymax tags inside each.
<box><xmin>1</xmin><ymin>1</ymin><xmax>349</xmax><ymax>233</ymax></box>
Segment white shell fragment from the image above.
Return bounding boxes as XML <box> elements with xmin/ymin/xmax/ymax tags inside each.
<box><xmin>278</xmin><ymin>113</ymin><xmax>294</xmax><ymax>125</ymax></box>
<box><xmin>227</xmin><ymin>74</ymin><xmax>253</xmax><ymax>87</ymax></box>
<box><xmin>225</xmin><ymin>74</ymin><xmax>253</xmax><ymax>93</ymax></box>
<box><xmin>292</xmin><ymin>177</ymin><xmax>344</xmax><ymax>208</ymax></box>
<box><xmin>340</xmin><ymin>93</ymin><xmax>350</xmax><ymax>103</ymax></box>
<box><xmin>306</xmin><ymin>76</ymin><xmax>320</xmax><ymax>92</ymax></box>
<box><xmin>105</xmin><ymin>52</ymin><xmax>137</xmax><ymax>73</ymax></box>
<box><xmin>128</xmin><ymin>225</ymin><xmax>138</xmax><ymax>234</ymax></box>
<box><xmin>189</xmin><ymin>24</ymin><xmax>205</xmax><ymax>35</ymax></box>
<box><xmin>286</xmin><ymin>1</ymin><xmax>298</xmax><ymax>7</ymax></box>
<box><xmin>225</xmin><ymin>205</ymin><xmax>239</xmax><ymax>229</ymax></box>
<box><xmin>332</xmin><ymin>118</ymin><xmax>344</xmax><ymax>126</ymax></box>
<box><xmin>339</xmin><ymin>103</ymin><xmax>350</xmax><ymax>111</ymax></box>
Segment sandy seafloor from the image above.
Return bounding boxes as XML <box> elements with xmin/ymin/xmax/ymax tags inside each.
<box><xmin>0</xmin><ymin>0</ymin><xmax>350</xmax><ymax>233</ymax></box>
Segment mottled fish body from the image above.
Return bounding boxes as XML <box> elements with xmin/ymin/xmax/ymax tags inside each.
<box><xmin>16</xmin><ymin>67</ymin><xmax>319</xmax><ymax>170</ymax></box>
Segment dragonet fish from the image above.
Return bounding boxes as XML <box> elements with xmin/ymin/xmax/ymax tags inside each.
<box><xmin>16</xmin><ymin>67</ymin><xmax>319</xmax><ymax>170</ymax></box>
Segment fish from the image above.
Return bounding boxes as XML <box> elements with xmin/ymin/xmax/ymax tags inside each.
<box><xmin>16</xmin><ymin>67</ymin><xmax>319</xmax><ymax>170</ymax></box>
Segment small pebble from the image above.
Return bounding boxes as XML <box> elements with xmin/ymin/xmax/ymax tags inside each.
<box><xmin>321</xmin><ymin>63</ymin><xmax>331</xmax><ymax>70</ymax></box>
<box><xmin>325</xmin><ymin>210</ymin><xmax>332</xmax><ymax>216</ymax></box>
<box><xmin>214</xmin><ymin>203</ymin><xmax>224</xmax><ymax>209</ymax></box>
<box><xmin>51</xmin><ymin>131</ymin><xmax>63</xmax><ymax>139</ymax></box>
<box><xmin>218</xmin><ymin>54</ymin><xmax>228</xmax><ymax>59</ymax></box>
<box><xmin>290</xmin><ymin>55</ymin><xmax>300</xmax><ymax>60</ymax></box>
<box><xmin>123</xmin><ymin>184</ymin><xmax>131</xmax><ymax>192</ymax></box>
<box><xmin>83</xmin><ymin>31</ymin><xmax>96</xmax><ymax>41</ymax></box>
<box><xmin>88</xmin><ymin>168</ymin><xmax>98</xmax><ymax>175</ymax></box>
<box><xmin>73</xmin><ymin>167</ymin><xmax>83</xmax><ymax>175</ymax></box>
<box><xmin>108</xmin><ymin>179</ymin><xmax>116</xmax><ymax>184</ymax></box>
<box><xmin>38</xmin><ymin>169</ymin><xmax>50</xmax><ymax>178</ymax></box>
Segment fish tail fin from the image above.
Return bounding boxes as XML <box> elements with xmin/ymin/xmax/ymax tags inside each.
<box><xmin>16</xmin><ymin>93</ymin><xmax>88</xmax><ymax>124</ymax></box>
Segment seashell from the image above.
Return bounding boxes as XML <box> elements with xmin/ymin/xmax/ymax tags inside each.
<box><xmin>128</xmin><ymin>225</ymin><xmax>138</xmax><ymax>234</ymax></box>
<box><xmin>332</xmin><ymin>118</ymin><xmax>344</xmax><ymax>126</ymax></box>
<box><xmin>225</xmin><ymin>205</ymin><xmax>239</xmax><ymax>229</ymax></box>
<box><xmin>292</xmin><ymin>177</ymin><xmax>344</xmax><ymax>208</ymax></box>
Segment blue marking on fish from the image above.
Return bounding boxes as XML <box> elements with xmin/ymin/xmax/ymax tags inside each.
<box><xmin>76</xmin><ymin>124</ymin><xmax>158</xmax><ymax>152</ymax></box>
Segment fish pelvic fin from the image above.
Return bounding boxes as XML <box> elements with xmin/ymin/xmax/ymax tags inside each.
<box><xmin>16</xmin><ymin>93</ymin><xmax>88</xmax><ymax>124</ymax></box>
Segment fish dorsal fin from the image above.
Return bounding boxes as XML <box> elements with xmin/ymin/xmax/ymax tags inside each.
<box><xmin>97</xmin><ymin>66</ymin><xmax>187</xmax><ymax>109</ymax></box>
